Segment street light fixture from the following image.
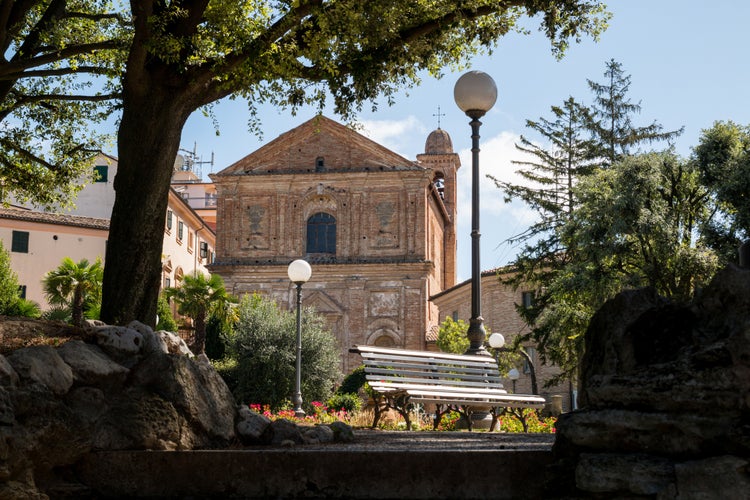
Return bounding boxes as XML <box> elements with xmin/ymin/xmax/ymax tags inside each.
<box><xmin>288</xmin><ymin>259</ymin><xmax>312</xmax><ymax>418</ymax></box>
<box><xmin>508</xmin><ymin>368</ymin><xmax>520</xmax><ymax>394</ymax></box>
<box><xmin>455</xmin><ymin>70</ymin><xmax>497</xmax><ymax>355</ymax></box>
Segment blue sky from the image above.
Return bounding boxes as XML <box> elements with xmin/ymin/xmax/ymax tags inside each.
<box><xmin>175</xmin><ymin>1</ymin><xmax>750</xmax><ymax>282</ymax></box>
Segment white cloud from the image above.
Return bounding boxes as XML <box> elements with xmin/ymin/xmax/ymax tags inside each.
<box><xmin>358</xmin><ymin>116</ymin><xmax>428</xmax><ymax>157</ymax></box>
<box><xmin>454</xmin><ymin>130</ymin><xmax>543</xmax><ymax>280</ymax></box>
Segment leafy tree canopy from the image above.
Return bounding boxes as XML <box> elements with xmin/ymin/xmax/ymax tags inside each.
<box><xmin>436</xmin><ymin>316</ymin><xmax>470</xmax><ymax>354</ymax></box>
<box><xmin>694</xmin><ymin>121</ymin><xmax>750</xmax><ymax>245</ymax></box>
<box><xmin>101</xmin><ymin>0</ymin><xmax>611</xmax><ymax>327</ymax></box>
<box><xmin>0</xmin><ymin>0</ymin><xmax>128</xmax><ymax>209</ymax></box>
<box><xmin>534</xmin><ymin>151</ymin><xmax>719</xmax><ymax>377</ymax></box>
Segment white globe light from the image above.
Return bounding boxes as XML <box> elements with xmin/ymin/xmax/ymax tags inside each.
<box><xmin>488</xmin><ymin>332</ymin><xmax>505</xmax><ymax>348</ymax></box>
<box><xmin>287</xmin><ymin>259</ymin><xmax>312</xmax><ymax>283</ymax></box>
<box><xmin>508</xmin><ymin>368</ymin><xmax>520</xmax><ymax>381</ymax></box>
<box><xmin>454</xmin><ymin>71</ymin><xmax>498</xmax><ymax>116</ymax></box>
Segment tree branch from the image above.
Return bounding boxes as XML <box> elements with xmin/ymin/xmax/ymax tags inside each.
<box><xmin>0</xmin><ymin>66</ymin><xmax>117</xmax><ymax>80</ymax></box>
<box><xmin>1</xmin><ymin>40</ymin><xmax>123</xmax><ymax>75</ymax></box>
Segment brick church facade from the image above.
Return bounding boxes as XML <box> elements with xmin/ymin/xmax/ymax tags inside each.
<box><xmin>210</xmin><ymin>116</ymin><xmax>459</xmax><ymax>372</ymax></box>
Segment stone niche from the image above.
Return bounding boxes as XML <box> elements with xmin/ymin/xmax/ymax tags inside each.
<box><xmin>548</xmin><ymin>264</ymin><xmax>750</xmax><ymax>498</ymax></box>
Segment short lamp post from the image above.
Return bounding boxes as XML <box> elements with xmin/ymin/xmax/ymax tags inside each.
<box><xmin>488</xmin><ymin>332</ymin><xmax>506</xmax><ymax>380</ymax></box>
<box><xmin>489</xmin><ymin>332</ymin><xmax>521</xmax><ymax>393</ymax></box>
<box><xmin>508</xmin><ymin>368</ymin><xmax>520</xmax><ymax>394</ymax></box>
<box><xmin>454</xmin><ymin>70</ymin><xmax>498</xmax><ymax>355</ymax></box>
<box><xmin>288</xmin><ymin>259</ymin><xmax>312</xmax><ymax>418</ymax></box>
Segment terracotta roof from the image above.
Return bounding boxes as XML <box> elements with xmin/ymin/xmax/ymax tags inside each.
<box><xmin>0</xmin><ymin>207</ymin><xmax>109</xmax><ymax>230</ymax></box>
<box><xmin>425</xmin><ymin>324</ymin><xmax>441</xmax><ymax>342</ymax></box>
<box><xmin>215</xmin><ymin>115</ymin><xmax>424</xmax><ymax>176</ymax></box>
<box><xmin>424</xmin><ymin>128</ymin><xmax>454</xmax><ymax>154</ymax></box>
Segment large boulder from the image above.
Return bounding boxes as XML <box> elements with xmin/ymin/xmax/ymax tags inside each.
<box><xmin>0</xmin><ymin>321</ymin><xmax>238</xmax><ymax>498</ymax></box>
<box><xmin>550</xmin><ymin>265</ymin><xmax>750</xmax><ymax>498</ymax></box>
<box><xmin>0</xmin><ymin>319</ymin><xmax>355</xmax><ymax>498</ymax></box>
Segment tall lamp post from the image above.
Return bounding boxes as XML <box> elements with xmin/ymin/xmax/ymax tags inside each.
<box><xmin>454</xmin><ymin>70</ymin><xmax>498</xmax><ymax>355</ymax></box>
<box><xmin>288</xmin><ymin>259</ymin><xmax>312</xmax><ymax>418</ymax></box>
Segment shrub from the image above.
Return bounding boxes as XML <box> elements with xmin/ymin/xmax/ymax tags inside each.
<box><xmin>5</xmin><ymin>298</ymin><xmax>41</xmax><ymax>318</ymax></box>
<box><xmin>0</xmin><ymin>241</ymin><xmax>21</xmax><ymax>315</ymax></box>
<box><xmin>497</xmin><ymin>408</ymin><xmax>556</xmax><ymax>433</ymax></box>
<box><xmin>326</xmin><ymin>393</ymin><xmax>362</xmax><ymax>414</ymax></box>
<box><xmin>337</xmin><ymin>365</ymin><xmax>367</xmax><ymax>395</ymax></box>
<box><xmin>156</xmin><ymin>294</ymin><xmax>178</xmax><ymax>332</ymax></box>
<box><xmin>204</xmin><ymin>313</ymin><xmax>228</xmax><ymax>360</ymax></box>
<box><xmin>227</xmin><ymin>294</ymin><xmax>341</xmax><ymax>411</ymax></box>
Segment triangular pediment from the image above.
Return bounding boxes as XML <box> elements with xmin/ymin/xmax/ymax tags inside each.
<box><xmin>303</xmin><ymin>290</ymin><xmax>344</xmax><ymax>316</ymax></box>
<box><xmin>215</xmin><ymin>115</ymin><xmax>423</xmax><ymax>176</ymax></box>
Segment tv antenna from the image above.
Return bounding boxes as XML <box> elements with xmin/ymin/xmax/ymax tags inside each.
<box><xmin>175</xmin><ymin>142</ymin><xmax>214</xmax><ymax>180</ymax></box>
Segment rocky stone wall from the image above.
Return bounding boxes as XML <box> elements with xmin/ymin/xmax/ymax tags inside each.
<box><xmin>0</xmin><ymin>320</ymin><xmax>351</xmax><ymax>498</ymax></box>
<box><xmin>549</xmin><ymin>265</ymin><xmax>750</xmax><ymax>498</ymax></box>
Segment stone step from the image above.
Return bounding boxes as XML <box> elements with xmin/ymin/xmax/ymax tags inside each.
<box><xmin>74</xmin><ymin>444</ymin><xmax>552</xmax><ymax>498</ymax></box>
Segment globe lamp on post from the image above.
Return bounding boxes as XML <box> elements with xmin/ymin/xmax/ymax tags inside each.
<box><xmin>287</xmin><ymin>259</ymin><xmax>312</xmax><ymax>418</ymax></box>
<box><xmin>454</xmin><ymin>70</ymin><xmax>498</xmax><ymax>355</ymax></box>
<box><xmin>508</xmin><ymin>368</ymin><xmax>520</xmax><ymax>394</ymax></box>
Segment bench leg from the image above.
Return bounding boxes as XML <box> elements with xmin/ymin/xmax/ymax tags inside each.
<box><xmin>465</xmin><ymin>409</ymin><xmax>473</xmax><ymax>432</ymax></box>
<box><xmin>371</xmin><ymin>395</ymin><xmax>386</xmax><ymax>429</ymax></box>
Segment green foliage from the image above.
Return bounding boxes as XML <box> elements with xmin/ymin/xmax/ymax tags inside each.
<box><xmin>5</xmin><ymin>298</ymin><xmax>42</xmax><ymax>318</ymax></box>
<box><xmin>496</xmin><ymin>60</ymin><xmax>691</xmax><ymax>380</ymax></box>
<box><xmin>694</xmin><ymin>121</ymin><xmax>750</xmax><ymax>245</ymax></box>
<box><xmin>101</xmin><ymin>0</ymin><xmax>609</xmax><ymax>327</ymax></box>
<box><xmin>497</xmin><ymin>408</ymin><xmax>556</xmax><ymax>433</ymax></box>
<box><xmin>0</xmin><ymin>241</ymin><xmax>21</xmax><ymax>315</ymax></box>
<box><xmin>436</xmin><ymin>410</ymin><xmax>463</xmax><ymax>431</ymax></box>
<box><xmin>326</xmin><ymin>393</ymin><xmax>363</xmax><ymax>414</ymax></box>
<box><xmin>585</xmin><ymin>59</ymin><xmax>683</xmax><ymax>165</ymax></box>
<box><xmin>42</xmin><ymin>306</ymin><xmax>72</xmax><ymax>323</ymax></box>
<box><xmin>226</xmin><ymin>294</ymin><xmax>342</xmax><ymax>412</ymax></box>
<box><xmin>0</xmin><ymin>2</ymin><xmax>127</xmax><ymax>209</ymax></box>
<box><xmin>42</xmin><ymin>257</ymin><xmax>103</xmax><ymax>327</ymax></box>
<box><xmin>155</xmin><ymin>294</ymin><xmax>178</xmax><ymax>332</ymax></box>
<box><xmin>436</xmin><ymin>317</ymin><xmax>470</xmax><ymax>354</ymax></box>
<box><xmin>164</xmin><ymin>273</ymin><xmax>237</xmax><ymax>354</ymax></box>
<box><xmin>533</xmin><ymin>151</ymin><xmax>719</xmax><ymax>377</ymax></box>
<box><xmin>337</xmin><ymin>365</ymin><xmax>367</xmax><ymax>395</ymax></box>
<box><xmin>204</xmin><ymin>313</ymin><xmax>229</xmax><ymax>361</ymax></box>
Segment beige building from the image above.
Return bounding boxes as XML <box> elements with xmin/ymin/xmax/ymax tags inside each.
<box><xmin>210</xmin><ymin>116</ymin><xmax>459</xmax><ymax>372</ymax></box>
<box><xmin>0</xmin><ymin>153</ymin><xmax>216</xmax><ymax>310</ymax></box>
<box><xmin>0</xmin><ymin>208</ymin><xmax>109</xmax><ymax>307</ymax></box>
<box><xmin>171</xmin><ymin>169</ymin><xmax>218</xmax><ymax>232</ymax></box>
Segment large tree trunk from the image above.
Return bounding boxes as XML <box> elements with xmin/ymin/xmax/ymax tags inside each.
<box><xmin>100</xmin><ymin>86</ymin><xmax>192</xmax><ymax>326</ymax></box>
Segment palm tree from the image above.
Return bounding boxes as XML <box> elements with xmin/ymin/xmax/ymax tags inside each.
<box><xmin>42</xmin><ymin>257</ymin><xmax>103</xmax><ymax>327</ymax></box>
<box><xmin>165</xmin><ymin>273</ymin><xmax>236</xmax><ymax>354</ymax></box>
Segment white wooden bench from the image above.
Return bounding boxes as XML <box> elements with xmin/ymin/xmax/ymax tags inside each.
<box><xmin>349</xmin><ymin>345</ymin><xmax>546</xmax><ymax>431</ymax></box>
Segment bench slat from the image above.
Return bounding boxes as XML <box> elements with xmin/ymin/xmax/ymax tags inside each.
<box><xmin>363</xmin><ymin>366</ymin><xmax>503</xmax><ymax>380</ymax></box>
<box><xmin>365</xmin><ymin>374</ymin><xmax>504</xmax><ymax>389</ymax></box>
<box><xmin>352</xmin><ymin>345</ymin><xmax>497</xmax><ymax>364</ymax></box>
<box><xmin>367</xmin><ymin>382</ymin><xmax>507</xmax><ymax>395</ymax></box>
<box><xmin>364</xmin><ymin>359</ymin><xmax>499</xmax><ymax>375</ymax></box>
<box><xmin>362</xmin><ymin>354</ymin><xmax>497</xmax><ymax>369</ymax></box>
<box><xmin>410</xmin><ymin>396</ymin><xmax>545</xmax><ymax>408</ymax></box>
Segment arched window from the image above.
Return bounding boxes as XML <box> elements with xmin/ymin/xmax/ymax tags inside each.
<box><xmin>306</xmin><ymin>212</ymin><xmax>336</xmax><ymax>254</ymax></box>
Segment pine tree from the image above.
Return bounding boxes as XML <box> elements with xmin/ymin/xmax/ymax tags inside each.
<box><xmin>586</xmin><ymin>59</ymin><xmax>683</xmax><ymax>166</ymax></box>
<box><xmin>491</xmin><ymin>97</ymin><xmax>594</xmax><ymax>292</ymax></box>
